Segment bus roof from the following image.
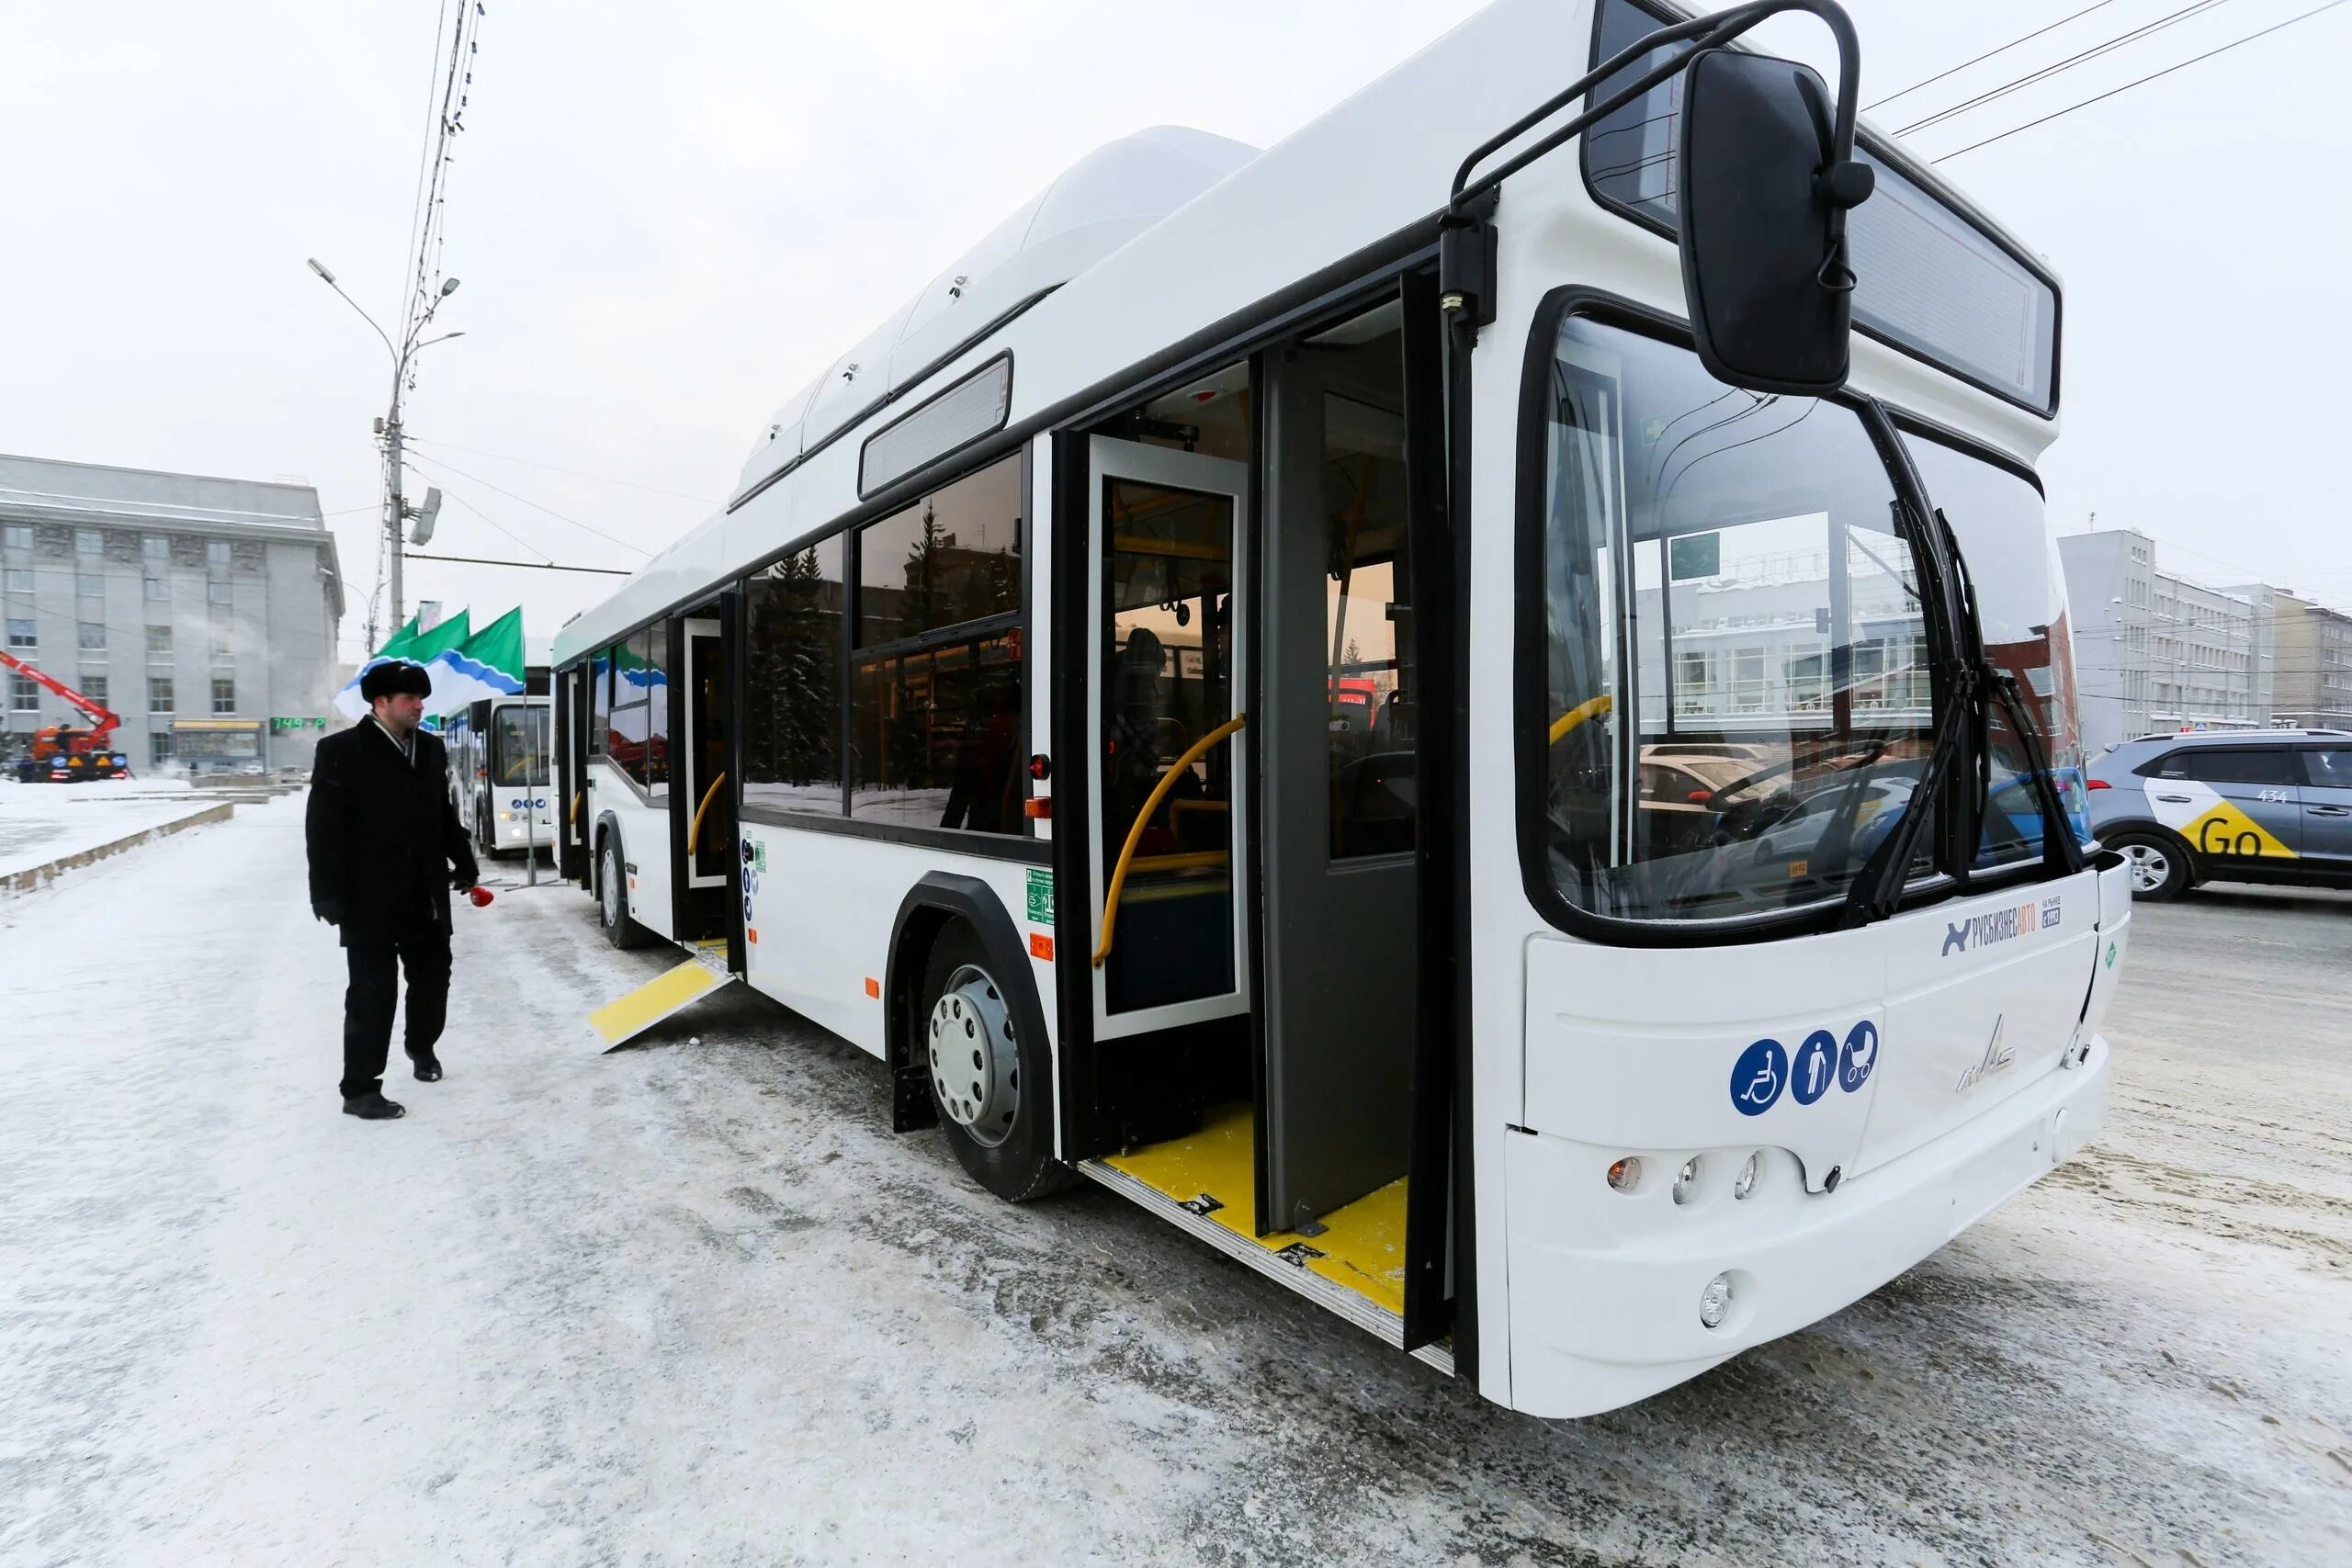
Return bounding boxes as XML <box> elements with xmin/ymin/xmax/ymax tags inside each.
<box><xmin>556</xmin><ymin>0</ymin><xmax>2056</xmax><ymax>668</ymax></box>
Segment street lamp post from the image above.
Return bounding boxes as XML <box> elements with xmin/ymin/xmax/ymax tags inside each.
<box><xmin>305</xmin><ymin>258</ymin><xmax>463</xmax><ymax>644</ymax></box>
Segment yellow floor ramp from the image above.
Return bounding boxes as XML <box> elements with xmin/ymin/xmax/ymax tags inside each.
<box><xmin>1084</xmin><ymin>1103</ymin><xmax>1451</xmax><ymax>1372</ymax></box>
<box><xmin>588</xmin><ymin>941</ymin><xmax>734</xmax><ymax>1050</ymax></box>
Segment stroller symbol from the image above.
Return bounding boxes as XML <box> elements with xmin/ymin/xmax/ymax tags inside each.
<box><xmin>1729</xmin><ymin>1038</ymin><xmax>1789</xmax><ymax>1117</ymax></box>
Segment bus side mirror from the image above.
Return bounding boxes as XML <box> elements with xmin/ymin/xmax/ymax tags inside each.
<box><xmin>1676</xmin><ymin>46</ymin><xmax>1871</xmax><ymax>398</ymax></box>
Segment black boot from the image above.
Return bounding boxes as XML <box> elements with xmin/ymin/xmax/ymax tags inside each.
<box><xmin>343</xmin><ymin>1091</ymin><xmax>407</xmax><ymax>1120</ymax></box>
<box><xmin>409</xmin><ymin>1053</ymin><xmax>443</xmax><ymax>1083</ymax></box>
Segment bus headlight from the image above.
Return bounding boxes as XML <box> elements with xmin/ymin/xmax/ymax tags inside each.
<box><xmin>1673</xmin><ymin>1156</ymin><xmax>1701</xmax><ymax>1206</ymax></box>
<box><xmin>1699</xmin><ymin>1272</ymin><xmax>1736</xmax><ymax>1329</ymax></box>
<box><xmin>498</xmin><ymin>810</ymin><xmax>514</xmax><ymax>822</ymax></box>
<box><xmin>1606</xmin><ymin>1156</ymin><xmax>1642</xmax><ymax>1194</ymax></box>
<box><xmin>1734</xmin><ymin>1151</ymin><xmax>1761</xmax><ymax>1201</ymax></box>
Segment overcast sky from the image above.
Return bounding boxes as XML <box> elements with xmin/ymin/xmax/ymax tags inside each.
<box><xmin>4</xmin><ymin>0</ymin><xmax>2344</xmax><ymax>662</ymax></box>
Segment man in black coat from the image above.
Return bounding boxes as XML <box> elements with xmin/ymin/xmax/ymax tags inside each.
<box><xmin>305</xmin><ymin>660</ymin><xmax>481</xmax><ymax>1120</ymax></box>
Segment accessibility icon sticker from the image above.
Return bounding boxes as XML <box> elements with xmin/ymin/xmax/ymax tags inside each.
<box><xmin>1792</xmin><ymin>1030</ymin><xmax>1838</xmax><ymax>1106</ymax></box>
<box><xmin>1729</xmin><ymin>1038</ymin><xmax>1788</xmax><ymax>1118</ymax></box>
<box><xmin>1838</xmin><ymin>1020</ymin><xmax>1881</xmax><ymax>1094</ymax></box>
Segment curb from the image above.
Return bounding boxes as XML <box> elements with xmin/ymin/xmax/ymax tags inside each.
<box><xmin>1</xmin><ymin>802</ymin><xmax>235</xmax><ymax>897</ymax></box>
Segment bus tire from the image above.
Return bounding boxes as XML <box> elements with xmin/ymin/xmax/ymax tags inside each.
<box><xmin>921</xmin><ymin>921</ymin><xmax>1072</xmax><ymax>1202</ymax></box>
<box><xmin>597</xmin><ymin>829</ymin><xmax>653</xmax><ymax>949</ymax></box>
<box><xmin>2106</xmin><ymin>828</ymin><xmax>2190</xmax><ymax>900</ymax></box>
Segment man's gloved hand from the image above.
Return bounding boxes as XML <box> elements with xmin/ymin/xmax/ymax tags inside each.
<box><xmin>452</xmin><ymin>869</ymin><xmax>479</xmax><ymax>893</ymax></box>
<box><xmin>312</xmin><ymin>898</ymin><xmax>342</xmax><ymax>926</ymax></box>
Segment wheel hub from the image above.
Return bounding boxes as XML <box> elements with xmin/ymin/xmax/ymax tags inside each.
<box><xmin>2123</xmin><ymin>842</ymin><xmax>2169</xmax><ymax>892</ymax></box>
<box><xmin>602</xmin><ymin>847</ymin><xmax>622</xmax><ymax>923</ymax></box>
<box><xmin>929</xmin><ymin>964</ymin><xmax>1018</xmax><ymax>1148</ymax></box>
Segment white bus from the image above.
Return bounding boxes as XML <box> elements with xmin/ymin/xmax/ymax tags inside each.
<box><xmin>445</xmin><ymin>695</ymin><xmax>556</xmax><ymax>859</ymax></box>
<box><xmin>552</xmin><ymin>0</ymin><xmax>2132</xmax><ymax>1417</ymax></box>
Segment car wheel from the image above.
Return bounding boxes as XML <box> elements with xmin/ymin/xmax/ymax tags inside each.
<box><xmin>2109</xmin><ymin>830</ymin><xmax>2189</xmax><ymax>900</ymax></box>
<box><xmin>598</xmin><ymin>833</ymin><xmax>652</xmax><ymax>948</ymax></box>
<box><xmin>921</xmin><ymin>921</ymin><xmax>1072</xmax><ymax>1202</ymax></box>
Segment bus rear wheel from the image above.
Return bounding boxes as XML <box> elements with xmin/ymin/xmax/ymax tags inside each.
<box><xmin>922</xmin><ymin>922</ymin><xmax>1071</xmax><ymax>1202</ymax></box>
<box><xmin>598</xmin><ymin>833</ymin><xmax>652</xmax><ymax>948</ymax></box>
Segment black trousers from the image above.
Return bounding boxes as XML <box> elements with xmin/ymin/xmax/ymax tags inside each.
<box><xmin>341</xmin><ymin>927</ymin><xmax>452</xmax><ymax>1100</ymax></box>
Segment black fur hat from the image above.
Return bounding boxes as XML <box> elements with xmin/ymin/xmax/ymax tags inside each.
<box><xmin>359</xmin><ymin>660</ymin><xmax>433</xmax><ymax>701</ymax></box>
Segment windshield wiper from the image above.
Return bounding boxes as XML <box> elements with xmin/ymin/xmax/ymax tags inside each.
<box><xmin>1840</xmin><ymin>506</ymin><xmax>2086</xmax><ymax>928</ymax></box>
<box><xmin>1838</xmin><ymin>500</ymin><xmax>1974</xmax><ymax>928</ymax></box>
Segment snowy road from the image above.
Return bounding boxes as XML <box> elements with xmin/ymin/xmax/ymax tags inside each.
<box><xmin>2</xmin><ymin>803</ymin><xmax>2346</xmax><ymax>1566</ymax></box>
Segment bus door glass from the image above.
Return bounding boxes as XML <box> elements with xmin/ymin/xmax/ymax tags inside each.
<box><xmin>1086</xmin><ymin>434</ymin><xmax>1250</xmax><ymax>1039</ymax></box>
<box><xmin>681</xmin><ymin>615</ymin><xmax>731</xmax><ymax>888</ymax></box>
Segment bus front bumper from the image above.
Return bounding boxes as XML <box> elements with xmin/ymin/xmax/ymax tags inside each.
<box><xmin>1498</xmin><ymin>1033</ymin><xmax>2110</xmax><ymax>1419</ymax></box>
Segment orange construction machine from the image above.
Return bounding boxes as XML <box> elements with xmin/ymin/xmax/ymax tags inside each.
<box><xmin>1</xmin><ymin>649</ymin><xmax>132</xmax><ymax>783</ymax></box>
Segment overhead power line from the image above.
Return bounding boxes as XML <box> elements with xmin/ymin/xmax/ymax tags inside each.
<box><xmin>1865</xmin><ymin>0</ymin><xmax>2124</xmax><ymax>111</ymax></box>
<box><xmin>1934</xmin><ymin>0</ymin><xmax>2350</xmax><ymax>162</ymax></box>
<box><xmin>1897</xmin><ymin>0</ymin><xmax>2237</xmax><ymax>139</ymax></box>
<box><xmin>401</xmin><ymin>451</ymin><xmax>650</xmax><ymax>558</ymax></box>
<box><xmin>404</xmin><ymin>435</ymin><xmax>720</xmax><ymax>505</ymax></box>
<box><xmin>404</xmin><ymin>552</ymin><xmax>629</xmax><ymax>576</ymax></box>
<box><xmin>395</xmin><ymin>465</ymin><xmax>555</xmax><ymax>565</ymax></box>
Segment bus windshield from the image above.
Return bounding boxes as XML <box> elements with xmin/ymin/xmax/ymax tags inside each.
<box><xmin>1532</xmin><ymin>311</ymin><xmax>1942</xmax><ymax>924</ymax></box>
<box><xmin>492</xmin><ymin>703</ymin><xmax>550</xmax><ymax>785</ymax></box>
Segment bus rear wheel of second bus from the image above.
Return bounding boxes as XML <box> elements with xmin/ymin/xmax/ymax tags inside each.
<box><xmin>597</xmin><ymin>833</ymin><xmax>653</xmax><ymax>949</ymax></box>
<box><xmin>922</xmin><ymin>924</ymin><xmax>1071</xmax><ymax>1202</ymax></box>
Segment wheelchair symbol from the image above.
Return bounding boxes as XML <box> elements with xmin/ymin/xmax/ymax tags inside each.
<box><xmin>1729</xmin><ymin>1038</ymin><xmax>1789</xmax><ymax>1117</ymax></box>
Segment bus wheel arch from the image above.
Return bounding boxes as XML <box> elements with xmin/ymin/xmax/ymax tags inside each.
<box><xmin>887</xmin><ymin>874</ymin><xmax>1071</xmax><ymax>1201</ymax></box>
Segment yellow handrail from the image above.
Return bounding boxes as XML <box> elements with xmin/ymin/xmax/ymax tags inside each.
<box><xmin>1548</xmin><ymin>693</ymin><xmax>1614</xmax><ymax>744</ymax></box>
<box><xmin>687</xmin><ymin>772</ymin><xmax>728</xmax><ymax>855</ymax></box>
<box><xmin>571</xmin><ymin>790</ymin><xmax>583</xmax><ymax>827</ymax></box>
<box><xmin>1093</xmin><ymin>713</ymin><xmax>1247</xmax><ymax>968</ymax></box>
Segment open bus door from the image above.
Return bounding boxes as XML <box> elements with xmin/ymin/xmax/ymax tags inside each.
<box><xmin>672</xmin><ymin>602</ymin><xmax>742</xmax><ymax>965</ymax></box>
<box><xmin>559</xmin><ymin>662</ymin><xmax>591</xmax><ymax>886</ymax></box>
<box><xmin>1064</xmin><ymin>282</ymin><xmax>1458</xmax><ymax>1359</ymax></box>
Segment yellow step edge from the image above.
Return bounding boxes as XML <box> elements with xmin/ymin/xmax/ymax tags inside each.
<box><xmin>588</xmin><ymin>956</ymin><xmax>729</xmax><ymax>1049</ymax></box>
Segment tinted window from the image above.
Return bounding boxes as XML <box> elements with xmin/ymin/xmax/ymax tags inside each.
<box><xmin>608</xmin><ymin>629</ymin><xmax>670</xmax><ymax>792</ymax></box>
<box><xmin>2299</xmin><ymin>748</ymin><xmax>2349</xmax><ymax>790</ymax></box>
<box><xmin>850</xmin><ymin>631</ymin><xmax>1024</xmax><ymax>830</ymax></box>
<box><xmin>847</xmin><ymin>453</ymin><xmax>1027</xmax><ymax>837</ymax></box>
<box><xmin>858</xmin><ymin>457</ymin><xmax>1021</xmax><ymax>647</ymax></box>
<box><xmin>743</xmin><ymin>536</ymin><xmax>847</xmax><ymax>816</ymax></box>
<box><xmin>589</xmin><ymin>650</ymin><xmax>610</xmax><ymax>755</ymax></box>
<box><xmin>2154</xmin><ymin>749</ymin><xmax>2297</xmax><ymax>786</ymax></box>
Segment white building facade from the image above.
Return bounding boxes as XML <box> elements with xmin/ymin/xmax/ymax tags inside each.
<box><xmin>1</xmin><ymin>454</ymin><xmax>345</xmax><ymax>773</ymax></box>
<box><xmin>2057</xmin><ymin>527</ymin><xmax>2277</xmax><ymax>754</ymax></box>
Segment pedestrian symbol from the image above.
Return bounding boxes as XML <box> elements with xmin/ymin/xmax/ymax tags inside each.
<box><xmin>1838</xmin><ymin>1020</ymin><xmax>1881</xmax><ymax>1094</ymax></box>
<box><xmin>1792</xmin><ymin>1030</ymin><xmax>1837</xmax><ymax>1105</ymax></box>
<box><xmin>1729</xmin><ymin>1038</ymin><xmax>1788</xmax><ymax>1118</ymax></box>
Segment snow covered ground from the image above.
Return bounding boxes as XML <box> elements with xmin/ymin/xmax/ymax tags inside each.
<box><xmin>1</xmin><ymin>803</ymin><xmax>2345</xmax><ymax>1566</ymax></box>
<box><xmin>0</xmin><ymin>777</ymin><xmax>211</xmax><ymax>882</ymax></box>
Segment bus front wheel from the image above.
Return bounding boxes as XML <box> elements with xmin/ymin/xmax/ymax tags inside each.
<box><xmin>922</xmin><ymin>922</ymin><xmax>1072</xmax><ymax>1202</ymax></box>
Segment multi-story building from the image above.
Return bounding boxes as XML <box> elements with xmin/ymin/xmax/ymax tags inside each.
<box><xmin>2056</xmin><ymin>528</ymin><xmax>2278</xmax><ymax>754</ymax></box>
<box><xmin>1</xmin><ymin>454</ymin><xmax>345</xmax><ymax>773</ymax></box>
<box><xmin>2268</xmin><ymin>592</ymin><xmax>2352</xmax><ymax>729</ymax></box>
